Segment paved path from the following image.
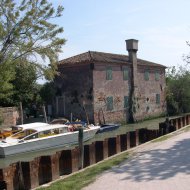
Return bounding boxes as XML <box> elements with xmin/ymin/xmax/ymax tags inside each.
<box><xmin>83</xmin><ymin>130</ymin><xmax>190</xmax><ymax>190</ymax></box>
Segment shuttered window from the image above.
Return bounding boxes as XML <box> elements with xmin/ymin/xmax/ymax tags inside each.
<box><xmin>106</xmin><ymin>67</ymin><xmax>112</xmax><ymax>80</ymax></box>
<box><xmin>106</xmin><ymin>96</ymin><xmax>113</xmax><ymax>111</ymax></box>
<box><xmin>144</xmin><ymin>70</ymin><xmax>149</xmax><ymax>81</ymax></box>
<box><xmin>123</xmin><ymin>68</ymin><xmax>128</xmax><ymax>80</ymax></box>
<box><xmin>155</xmin><ymin>71</ymin><xmax>160</xmax><ymax>81</ymax></box>
<box><xmin>124</xmin><ymin>96</ymin><xmax>129</xmax><ymax>108</ymax></box>
<box><xmin>156</xmin><ymin>94</ymin><xmax>160</xmax><ymax>104</ymax></box>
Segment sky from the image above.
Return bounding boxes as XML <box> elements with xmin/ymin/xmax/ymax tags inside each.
<box><xmin>53</xmin><ymin>0</ymin><xmax>190</xmax><ymax>68</ymax></box>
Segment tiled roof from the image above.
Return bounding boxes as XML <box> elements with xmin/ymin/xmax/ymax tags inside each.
<box><xmin>59</xmin><ymin>51</ymin><xmax>166</xmax><ymax>68</ymax></box>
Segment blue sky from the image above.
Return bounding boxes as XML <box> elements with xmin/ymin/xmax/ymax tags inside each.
<box><xmin>53</xmin><ymin>0</ymin><xmax>190</xmax><ymax>68</ymax></box>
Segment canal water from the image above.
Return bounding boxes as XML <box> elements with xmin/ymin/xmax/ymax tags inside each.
<box><xmin>0</xmin><ymin>117</ymin><xmax>166</xmax><ymax>169</ymax></box>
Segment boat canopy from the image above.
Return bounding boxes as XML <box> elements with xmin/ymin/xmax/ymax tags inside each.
<box><xmin>16</xmin><ymin>122</ymin><xmax>49</xmax><ymax>130</ymax></box>
<box><xmin>21</xmin><ymin>124</ymin><xmax>68</xmax><ymax>132</ymax></box>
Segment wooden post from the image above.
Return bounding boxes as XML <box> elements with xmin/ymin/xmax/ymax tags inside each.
<box><xmin>29</xmin><ymin>158</ymin><xmax>39</xmax><ymax>189</ymax></box>
<box><xmin>165</xmin><ymin>117</ymin><xmax>170</xmax><ymax>134</ymax></box>
<box><xmin>89</xmin><ymin>142</ymin><xmax>96</xmax><ymax>165</ymax></box>
<box><xmin>51</xmin><ymin>153</ymin><xmax>60</xmax><ymax>181</ymax></box>
<box><xmin>116</xmin><ymin>135</ymin><xmax>121</xmax><ymax>153</ymax></box>
<box><xmin>135</xmin><ymin>129</ymin><xmax>139</xmax><ymax>146</ymax></box>
<box><xmin>78</xmin><ymin>127</ymin><xmax>84</xmax><ymax>169</ymax></box>
<box><xmin>83</xmin><ymin>103</ymin><xmax>89</xmax><ymax>125</ymax></box>
<box><xmin>127</xmin><ymin>132</ymin><xmax>130</xmax><ymax>149</ymax></box>
<box><xmin>188</xmin><ymin>115</ymin><xmax>190</xmax><ymax>125</ymax></box>
<box><xmin>18</xmin><ymin>161</ymin><xmax>24</xmax><ymax>190</ymax></box>
<box><xmin>3</xmin><ymin>167</ymin><xmax>14</xmax><ymax>190</ymax></box>
<box><xmin>184</xmin><ymin>116</ymin><xmax>187</xmax><ymax>127</ymax></box>
<box><xmin>19</xmin><ymin>102</ymin><xmax>23</xmax><ymax>125</ymax></box>
<box><xmin>180</xmin><ymin>117</ymin><xmax>183</xmax><ymax>128</ymax></box>
<box><xmin>103</xmin><ymin>139</ymin><xmax>109</xmax><ymax>159</ymax></box>
<box><xmin>175</xmin><ymin>118</ymin><xmax>179</xmax><ymax>130</ymax></box>
<box><xmin>42</xmin><ymin>105</ymin><xmax>48</xmax><ymax>123</ymax></box>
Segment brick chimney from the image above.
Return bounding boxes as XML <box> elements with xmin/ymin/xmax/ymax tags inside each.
<box><xmin>125</xmin><ymin>39</ymin><xmax>139</xmax><ymax>122</ymax></box>
<box><xmin>126</xmin><ymin>39</ymin><xmax>138</xmax><ymax>62</ymax></box>
<box><xmin>126</xmin><ymin>39</ymin><xmax>138</xmax><ymax>87</ymax></box>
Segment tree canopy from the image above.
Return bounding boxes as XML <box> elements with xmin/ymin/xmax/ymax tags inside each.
<box><xmin>0</xmin><ymin>0</ymin><xmax>65</xmax><ymax>106</ymax></box>
<box><xmin>166</xmin><ymin>66</ymin><xmax>190</xmax><ymax>115</ymax></box>
<box><xmin>0</xmin><ymin>0</ymin><xmax>65</xmax><ymax>77</ymax></box>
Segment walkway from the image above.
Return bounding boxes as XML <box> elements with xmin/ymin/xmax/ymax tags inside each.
<box><xmin>83</xmin><ymin>129</ymin><xmax>190</xmax><ymax>190</ymax></box>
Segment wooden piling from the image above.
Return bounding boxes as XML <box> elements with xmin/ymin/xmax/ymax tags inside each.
<box><xmin>78</xmin><ymin>127</ymin><xmax>84</xmax><ymax>169</ymax></box>
<box><xmin>135</xmin><ymin>129</ymin><xmax>139</xmax><ymax>146</ymax></box>
<box><xmin>127</xmin><ymin>132</ymin><xmax>130</xmax><ymax>149</ymax></box>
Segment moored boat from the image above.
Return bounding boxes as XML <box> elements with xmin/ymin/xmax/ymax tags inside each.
<box><xmin>0</xmin><ymin>122</ymin><xmax>50</xmax><ymax>139</ymax></box>
<box><xmin>97</xmin><ymin>124</ymin><xmax>120</xmax><ymax>133</ymax></box>
<box><xmin>0</xmin><ymin>123</ymin><xmax>100</xmax><ymax>157</ymax></box>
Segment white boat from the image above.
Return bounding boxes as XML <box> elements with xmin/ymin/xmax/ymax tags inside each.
<box><xmin>0</xmin><ymin>123</ymin><xmax>100</xmax><ymax>157</ymax></box>
<box><xmin>12</xmin><ymin>122</ymin><xmax>50</xmax><ymax>131</ymax></box>
<box><xmin>0</xmin><ymin>122</ymin><xmax>50</xmax><ymax>139</ymax></box>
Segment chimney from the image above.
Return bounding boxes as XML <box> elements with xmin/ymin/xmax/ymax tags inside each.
<box><xmin>125</xmin><ymin>39</ymin><xmax>138</xmax><ymax>63</ymax></box>
<box><xmin>125</xmin><ymin>39</ymin><xmax>138</xmax><ymax>86</ymax></box>
<box><xmin>126</xmin><ymin>39</ymin><xmax>139</xmax><ymax>122</ymax></box>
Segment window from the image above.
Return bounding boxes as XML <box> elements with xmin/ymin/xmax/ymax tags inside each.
<box><xmin>156</xmin><ymin>94</ymin><xmax>160</xmax><ymax>104</ymax></box>
<box><xmin>106</xmin><ymin>96</ymin><xmax>113</xmax><ymax>111</ymax></box>
<box><xmin>106</xmin><ymin>67</ymin><xmax>112</xmax><ymax>80</ymax></box>
<box><xmin>144</xmin><ymin>70</ymin><xmax>149</xmax><ymax>81</ymax></box>
<box><xmin>123</xmin><ymin>68</ymin><xmax>128</xmax><ymax>80</ymax></box>
<box><xmin>124</xmin><ymin>96</ymin><xmax>129</xmax><ymax>108</ymax></box>
<box><xmin>155</xmin><ymin>71</ymin><xmax>160</xmax><ymax>81</ymax></box>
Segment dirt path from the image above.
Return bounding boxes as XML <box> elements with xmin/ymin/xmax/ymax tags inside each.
<box><xmin>83</xmin><ymin>130</ymin><xmax>190</xmax><ymax>190</ymax></box>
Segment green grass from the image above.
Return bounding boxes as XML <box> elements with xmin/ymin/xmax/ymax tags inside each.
<box><xmin>38</xmin><ymin>152</ymin><xmax>130</xmax><ymax>190</ymax></box>
<box><xmin>151</xmin><ymin>135</ymin><xmax>170</xmax><ymax>143</ymax></box>
<box><xmin>182</xmin><ymin>125</ymin><xmax>190</xmax><ymax>132</ymax></box>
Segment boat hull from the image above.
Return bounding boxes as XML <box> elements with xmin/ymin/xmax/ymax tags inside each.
<box><xmin>0</xmin><ymin>127</ymin><xmax>99</xmax><ymax>157</ymax></box>
<box><xmin>97</xmin><ymin>124</ymin><xmax>120</xmax><ymax>133</ymax></box>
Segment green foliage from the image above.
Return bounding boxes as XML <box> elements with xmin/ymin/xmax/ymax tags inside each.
<box><xmin>0</xmin><ymin>0</ymin><xmax>65</xmax><ymax>106</ymax></box>
<box><xmin>40</xmin><ymin>82</ymin><xmax>56</xmax><ymax>104</ymax></box>
<box><xmin>0</xmin><ymin>59</ymin><xmax>15</xmax><ymax>105</ymax></box>
<box><xmin>166</xmin><ymin>66</ymin><xmax>190</xmax><ymax>115</ymax></box>
<box><xmin>12</xmin><ymin>61</ymin><xmax>39</xmax><ymax>106</ymax></box>
<box><xmin>0</xmin><ymin>0</ymin><xmax>65</xmax><ymax>80</ymax></box>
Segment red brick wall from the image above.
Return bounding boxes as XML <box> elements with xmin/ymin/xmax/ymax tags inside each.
<box><xmin>55</xmin><ymin>64</ymin><xmax>94</xmax><ymax>122</ymax></box>
<box><xmin>93</xmin><ymin>63</ymin><xmax>166</xmax><ymax>123</ymax></box>
<box><xmin>56</xmin><ymin>61</ymin><xmax>166</xmax><ymax>124</ymax></box>
<box><xmin>0</xmin><ymin>107</ymin><xmax>19</xmax><ymax>128</ymax></box>
<box><xmin>93</xmin><ymin>63</ymin><xmax>132</xmax><ymax>124</ymax></box>
<box><xmin>136</xmin><ymin>65</ymin><xmax>166</xmax><ymax>120</ymax></box>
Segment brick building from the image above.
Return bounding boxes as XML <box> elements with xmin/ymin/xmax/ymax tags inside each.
<box><xmin>54</xmin><ymin>39</ymin><xmax>166</xmax><ymax>124</ymax></box>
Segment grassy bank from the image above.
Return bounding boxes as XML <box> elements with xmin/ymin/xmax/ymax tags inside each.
<box><xmin>38</xmin><ymin>151</ymin><xmax>131</xmax><ymax>190</ymax></box>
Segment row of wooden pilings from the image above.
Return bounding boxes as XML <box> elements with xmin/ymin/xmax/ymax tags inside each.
<box><xmin>0</xmin><ymin>114</ymin><xmax>190</xmax><ymax>190</ymax></box>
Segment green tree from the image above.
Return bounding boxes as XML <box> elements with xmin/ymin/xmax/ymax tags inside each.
<box><xmin>0</xmin><ymin>60</ymin><xmax>15</xmax><ymax>105</ymax></box>
<box><xmin>12</xmin><ymin>60</ymin><xmax>38</xmax><ymax>106</ymax></box>
<box><xmin>40</xmin><ymin>82</ymin><xmax>56</xmax><ymax>104</ymax></box>
<box><xmin>0</xmin><ymin>0</ymin><xmax>65</xmax><ymax>105</ymax></box>
<box><xmin>166</xmin><ymin>66</ymin><xmax>190</xmax><ymax>115</ymax></box>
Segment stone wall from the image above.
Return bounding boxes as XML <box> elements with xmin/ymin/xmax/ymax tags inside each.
<box><xmin>93</xmin><ymin>63</ymin><xmax>131</xmax><ymax>124</ymax></box>
<box><xmin>0</xmin><ymin>107</ymin><xmax>19</xmax><ymax>128</ymax></box>
<box><xmin>56</xmin><ymin>61</ymin><xmax>166</xmax><ymax>124</ymax></box>
<box><xmin>55</xmin><ymin>64</ymin><xmax>94</xmax><ymax>122</ymax></box>
<box><xmin>136</xmin><ymin>65</ymin><xmax>166</xmax><ymax>120</ymax></box>
<box><xmin>93</xmin><ymin>63</ymin><xmax>166</xmax><ymax>123</ymax></box>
